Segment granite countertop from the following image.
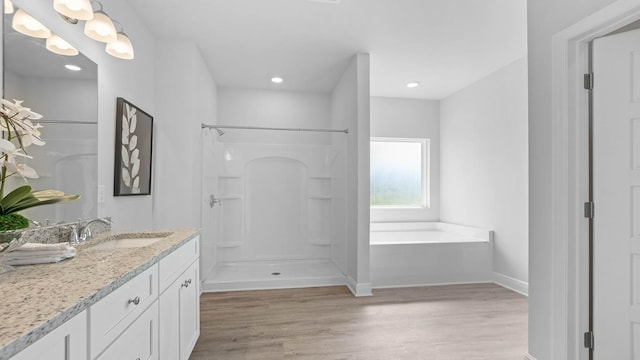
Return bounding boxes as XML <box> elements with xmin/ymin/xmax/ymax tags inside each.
<box><xmin>0</xmin><ymin>228</ymin><xmax>200</xmax><ymax>359</ymax></box>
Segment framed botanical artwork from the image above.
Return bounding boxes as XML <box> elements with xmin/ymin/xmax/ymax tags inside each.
<box><xmin>114</xmin><ymin>97</ymin><xmax>153</xmax><ymax>196</ymax></box>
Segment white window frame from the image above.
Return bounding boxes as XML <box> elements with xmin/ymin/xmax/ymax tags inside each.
<box><xmin>369</xmin><ymin>137</ymin><xmax>430</xmax><ymax>209</ymax></box>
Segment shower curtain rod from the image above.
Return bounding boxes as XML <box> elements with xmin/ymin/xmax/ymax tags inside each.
<box><xmin>201</xmin><ymin>124</ymin><xmax>349</xmax><ymax>134</ymax></box>
<box><xmin>36</xmin><ymin>120</ymin><xmax>97</xmax><ymax>125</ymax></box>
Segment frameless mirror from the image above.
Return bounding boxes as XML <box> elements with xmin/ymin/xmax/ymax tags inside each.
<box><xmin>3</xmin><ymin>12</ymin><xmax>98</xmax><ymax>225</ymax></box>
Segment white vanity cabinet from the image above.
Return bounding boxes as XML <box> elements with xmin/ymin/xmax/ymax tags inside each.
<box><xmin>10</xmin><ymin>311</ymin><xmax>87</xmax><ymax>360</ymax></box>
<box><xmin>159</xmin><ymin>237</ymin><xmax>200</xmax><ymax>360</ymax></box>
<box><xmin>5</xmin><ymin>234</ymin><xmax>200</xmax><ymax>360</ymax></box>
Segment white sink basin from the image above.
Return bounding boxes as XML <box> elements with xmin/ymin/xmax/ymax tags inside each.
<box><xmin>89</xmin><ymin>232</ymin><xmax>173</xmax><ymax>250</ymax></box>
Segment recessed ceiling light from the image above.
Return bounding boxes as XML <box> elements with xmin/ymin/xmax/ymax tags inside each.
<box><xmin>271</xmin><ymin>77</ymin><xmax>284</xmax><ymax>84</ymax></box>
<box><xmin>406</xmin><ymin>81</ymin><xmax>420</xmax><ymax>88</ymax></box>
<box><xmin>65</xmin><ymin>64</ymin><xmax>82</xmax><ymax>71</ymax></box>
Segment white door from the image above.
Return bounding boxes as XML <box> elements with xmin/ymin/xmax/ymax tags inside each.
<box><xmin>593</xmin><ymin>28</ymin><xmax>640</xmax><ymax>359</ymax></box>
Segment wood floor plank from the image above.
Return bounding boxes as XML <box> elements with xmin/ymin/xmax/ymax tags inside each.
<box><xmin>190</xmin><ymin>284</ymin><xmax>527</xmax><ymax>360</ymax></box>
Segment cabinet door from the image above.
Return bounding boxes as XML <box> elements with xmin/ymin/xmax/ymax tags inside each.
<box><xmin>159</xmin><ymin>259</ymin><xmax>200</xmax><ymax>360</ymax></box>
<box><xmin>90</xmin><ymin>264</ymin><xmax>158</xmax><ymax>359</ymax></box>
<box><xmin>159</xmin><ymin>282</ymin><xmax>180</xmax><ymax>360</ymax></box>
<box><xmin>11</xmin><ymin>311</ymin><xmax>87</xmax><ymax>360</ymax></box>
<box><xmin>179</xmin><ymin>260</ymin><xmax>200</xmax><ymax>360</ymax></box>
<box><xmin>96</xmin><ymin>300</ymin><xmax>158</xmax><ymax>360</ymax></box>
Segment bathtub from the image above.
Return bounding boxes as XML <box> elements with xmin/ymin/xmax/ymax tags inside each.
<box><xmin>370</xmin><ymin>222</ymin><xmax>493</xmax><ymax>288</ymax></box>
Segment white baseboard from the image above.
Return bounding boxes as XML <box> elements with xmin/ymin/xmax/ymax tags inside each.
<box><xmin>346</xmin><ymin>276</ymin><xmax>373</xmax><ymax>297</ymax></box>
<box><xmin>524</xmin><ymin>354</ymin><xmax>537</xmax><ymax>360</ymax></box>
<box><xmin>494</xmin><ymin>272</ymin><xmax>528</xmax><ymax>296</ymax></box>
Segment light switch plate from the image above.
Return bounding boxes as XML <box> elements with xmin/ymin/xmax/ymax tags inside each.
<box><xmin>97</xmin><ymin>185</ymin><xmax>105</xmax><ymax>203</ymax></box>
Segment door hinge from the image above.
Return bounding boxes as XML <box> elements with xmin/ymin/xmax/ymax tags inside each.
<box><xmin>584</xmin><ymin>201</ymin><xmax>595</xmax><ymax>219</ymax></box>
<box><xmin>584</xmin><ymin>331</ymin><xmax>594</xmax><ymax>350</ymax></box>
<box><xmin>584</xmin><ymin>73</ymin><xmax>594</xmax><ymax>90</ymax></box>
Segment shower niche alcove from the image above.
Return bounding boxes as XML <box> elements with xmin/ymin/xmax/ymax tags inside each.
<box><xmin>201</xmin><ymin>128</ymin><xmax>348</xmax><ymax>291</ymax></box>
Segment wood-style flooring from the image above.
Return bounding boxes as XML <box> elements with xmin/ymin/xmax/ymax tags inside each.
<box><xmin>190</xmin><ymin>284</ymin><xmax>527</xmax><ymax>360</ymax></box>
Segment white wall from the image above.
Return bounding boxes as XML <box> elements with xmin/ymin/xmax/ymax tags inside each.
<box><xmin>153</xmin><ymin>42</ymin><xmax>217</xmax><ymax>230</ymax></box>
<box><xmin>527</xmin><ymin>1</ymin><xmax>616</xmax><ymax>358</ymax></box>
<box><xmin>440</xmin><ymin>57</ymin><xmax>529</xmax><ymax>294</ymax></box>
<box><xmin>331</xmin><ymin>54</ymin><xmax>371</xmax><ymax>296</ymax></box>
<box><xmin>12</xmin><ymin>0</ymin><xmax>157</xmax><ymax>230</ymax></box>
<box><xmin>217</xmin><ymin>87</ymin><xmax>331</xmax><ymax>145</ymax></box>
<box><xmin>370</xmin><ymin>97</ymin><xmax>440</xmax><ymax>222</ymax></box>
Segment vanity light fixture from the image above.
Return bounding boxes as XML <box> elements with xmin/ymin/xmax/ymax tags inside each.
<box><xmin>406</xmin><ymin>81</ymin><xmax>420</xmax><ymax>88</ymax></box>
<box><xmin>53</xmin><ymin>0</ymin><xmax>94</xmax><ymax>21</ymax></box>
<box><xmin>46</xmin><ymin>34</ymin><xmax>79</xmax><ymax>56</ymax></box>
<box><xmin>12</xmin><ymin>8</ymin><xmax>52</xmax><ymax>39</ymax></box>
<box><xmin>4</xmin><ymin>0</ymin><xmax>14</xmax><ymax>14</ymax></box>
<box><xmin>65</xmin><ymin>64</ymin><xmax>82</xmax><ymax>71</ymax></box>
<box><xmin>83</xmin><ymin>1</ymin><xmax>116</xmax><ymax>43</ymax></box>
<box><xmin>106</xmin><ymin>31</ymin><xmax>134</xmax><ymax>60</ymax></box>
<box><xmin>271</xmin><ymin>77</ymin><xmax>284</xmax><ymax>84</ymax></box>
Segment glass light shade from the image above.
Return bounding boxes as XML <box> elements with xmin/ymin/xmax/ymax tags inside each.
<box><xmin>12</xmin><ymin>9</ymin><xmax>51</xmax><ymax>39</ymax></box>
<box><xmin>53</xmin><ymin>0</ymin><xmax>94</xmax><ymax>21</ymax></box>
<box><xmin>105</xmin><ymin>32</ymin><xmax>134</xmax><ymax>60</ymax></box>
<box><xmin>46</xmin><ymin>34</ymin><xmax>79</xmax><ymax>56</ymax></box>
<box><xmin>84</xmin><ymin>11</ymin><xmax>116</xmax><ymax>43</ymax></box>
<box><xmin>4</xmin><ymin>0</ymin><xmax>14</xmax><ymax>14</ymax></box>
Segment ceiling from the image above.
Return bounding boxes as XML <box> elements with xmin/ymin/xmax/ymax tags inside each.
<box><xmin>128</xmin><ymin>0</ymin><xmax>527</xmax><ymax>100</ymax></box>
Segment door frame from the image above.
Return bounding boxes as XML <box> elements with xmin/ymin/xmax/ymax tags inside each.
<box><xmin>551</xmin><ymin>1</ymin><xmax>640</xmax><ymax>359</ymax></box>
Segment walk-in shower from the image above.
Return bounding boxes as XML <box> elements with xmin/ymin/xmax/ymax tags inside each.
<box><xmin>200</xmin><ymin>123</ymin><xmax>349</xmax><ymax>291</ymax></box>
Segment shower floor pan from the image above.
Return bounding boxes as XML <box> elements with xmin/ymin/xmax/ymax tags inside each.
<box><xmin>202</xmin><ymin>259</ymin><xmax>346</xmax><ymax>292</ymax></box>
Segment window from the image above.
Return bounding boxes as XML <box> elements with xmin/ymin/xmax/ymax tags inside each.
<box><xmin>370</xmin><ymin>138</ymin><xmax>429</xmax><ymax>208</ymax></box>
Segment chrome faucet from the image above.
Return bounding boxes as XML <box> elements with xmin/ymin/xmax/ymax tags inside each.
<box><xmin>69</xmin><ymin>218</ymin><xmax>111</xmax><ymax>244</ymax></box>
<box><xmin>79</xmin><ymin>218</ymin><xmax>111</xmax><ymax>241</ymax></box>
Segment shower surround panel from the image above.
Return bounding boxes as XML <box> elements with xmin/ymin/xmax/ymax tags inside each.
<box><xmin>203</xmin><ymin>140</ymin><xmax>347</xmax><ymax>291</ymax></box>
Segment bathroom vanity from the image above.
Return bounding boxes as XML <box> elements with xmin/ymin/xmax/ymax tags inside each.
<box><xmin>0</xmin><ymin>229</ymin><xmax>200</xmax><ymax>360</ymax></box>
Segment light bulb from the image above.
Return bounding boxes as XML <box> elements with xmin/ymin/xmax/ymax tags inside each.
<box><xmin>53</xmin><ymin>0</ymin><xmax>94</xmax><ymax>21</ymax></box>
<box><xmin>84</xmin><ymin>11</ymin><xmax>117</xmax><ymax>43</ymax></box>
<box><xmin>46</xmin><ymin>34</ymin><xmax>79</xmax><ymax>56</ymax></box>
<box><xmin>12</xmin><ymin>8</ymin><xmax>51</xmax><ymax>39</ymax></box>
<box><xmin>106</xmin><ymin>32</ymin><xmax>134</xmax><ymax>60</ymax></box>
<box><xmin>4</xmin><ymin>0</ymin><xmax>14</xmax><ymax>14</ymax></box>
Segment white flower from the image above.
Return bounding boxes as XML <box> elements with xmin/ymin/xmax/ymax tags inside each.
<box><xmin>15</xmin><ymin>120</ymin><xmax>44</xmax><ymax>147</ymax></box>
<box><xmin>5</xmin><ymin>162</ymin><xmax>38</xmax><ymax>179</ymax></box>
<box><xmin>0</xmin><ymin>100</ymin><xmax>44</xmax><ymax>183</ymax></box>
<box><xmin>0</xmin><ymin>138</ymin><xmax>32</xmax><ymax>163</ymax></box>
<box><xmin>0</xmin><ymin>100</ymin><xmax>45</xmax><ymax>148</ymax></box>
<box><xmin>0</xmin><ymin>99</ymin><xmax>42</xmax><ymax>120</ymax></box>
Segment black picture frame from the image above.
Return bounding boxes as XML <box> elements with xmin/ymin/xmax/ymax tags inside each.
<box><xmin>114</xmin><ymin>97</ymin><xmax>153</xmax><ymax>196</ymax></box>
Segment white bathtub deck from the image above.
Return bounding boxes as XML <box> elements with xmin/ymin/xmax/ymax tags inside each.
<box><xmin>371</xmin><ymin>230</ymin><xmax>488</xmax><ymax>245</ymax></box>
<box><xmin>202</xmin><ymin>259</ymin><xmax>346</xmax><ymax>292</ymax></box>
<box><xmin>370</xmin><ymin>222</ymin><xmax>494</xmax><ymax>288</ymax></box>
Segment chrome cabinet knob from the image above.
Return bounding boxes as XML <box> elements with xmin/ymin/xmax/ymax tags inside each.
<box><xmin>128</xmin><ymin>296</ymin><xmax>140</xmax><ymax>305</ymax></box>
<box><xmin>209</xmin><ymin>194</ymin><xmax>222</xmax><ymax>208</ymax></box>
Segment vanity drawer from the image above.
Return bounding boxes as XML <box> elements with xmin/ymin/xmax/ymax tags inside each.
<box><xmin>159</xmin><ymin>236</ymin><xmax>199</xmax><ymax>293</ymax></box>
<box><xmin>90</xmin><ymin>264</ymin><xmax>158</xmax><ymax>359</ymax></box>
<box><xmin>96</xmin><ymin>300</ymin><xmax>158</xmax><ymax>360</ymax></box>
